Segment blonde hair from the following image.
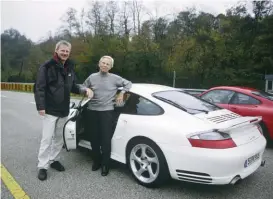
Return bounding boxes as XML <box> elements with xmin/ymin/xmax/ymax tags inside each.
<box><xmin>99</xmin><ymin>55</ymin><xmax>114</xmax><ymax>68</ymax></box>
<box><xmin>55</xmin><ymin>40</ymin><xmax>71</xmax><ymax>51</ymax></box>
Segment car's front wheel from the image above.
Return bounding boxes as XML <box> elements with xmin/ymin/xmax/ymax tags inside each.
<box><xmin>126</xmin><ymin>138</ymin><xmax>169</xmax><ymax>188</ymax></box>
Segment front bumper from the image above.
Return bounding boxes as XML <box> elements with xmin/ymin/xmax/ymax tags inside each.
<box><xmin>160</xmin><ymin>135</ymin><xmax>267</xmax><ymax>185</ymax></box>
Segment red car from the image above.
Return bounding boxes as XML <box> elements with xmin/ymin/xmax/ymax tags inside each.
<box><xmin>199</xmin><ymin>86</ymin><xmax>273</xmax><ymax>144</ymax></box>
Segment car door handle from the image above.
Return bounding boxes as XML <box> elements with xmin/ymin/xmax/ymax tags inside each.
<box><xmin>230</xmin><ymin>107</ymin><xmax>237</xmax><ymax>110</ymax></box>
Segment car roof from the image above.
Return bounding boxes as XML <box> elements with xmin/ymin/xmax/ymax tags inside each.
<box><xmin>209</xmin><ymin>86</ymin><xmax>260</xmax><ymax>94</ymax></box>
<box><xmin>127</xmin><ymin>83</ymin><xmax>179</xmax><ymax>95</ymax></box>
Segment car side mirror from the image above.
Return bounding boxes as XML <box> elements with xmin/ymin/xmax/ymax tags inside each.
<box><xmin>70</xmin><ymin>102</ymin><xmax>76</xmax><ymax>109</ymax></box>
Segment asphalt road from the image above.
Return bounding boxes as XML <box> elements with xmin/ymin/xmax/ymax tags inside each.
<box><xmin>1</xmin><ymin>182</ymin><xmax>14</xmax><ymax>199</ymax></box>
<box><xmin>1</xmin><ymin>90</ymin><xmax>273</xmax><ymax>199</ymax></box>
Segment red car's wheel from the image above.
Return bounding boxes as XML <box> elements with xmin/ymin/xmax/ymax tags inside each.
<box><xmin>259</xmin><ymin>122</ymin><xmax>273</xmax><ymax>146</ymax></box>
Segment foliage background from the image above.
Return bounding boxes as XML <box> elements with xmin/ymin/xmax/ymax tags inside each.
<box><xmin>1</xmin><ymin>1</ymin><xmax>273</xmax><ymax>89</ymax></box>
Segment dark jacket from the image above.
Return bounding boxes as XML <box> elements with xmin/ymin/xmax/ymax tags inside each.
<box><xmin>34</xmin><ymin>57</ymin><xmax>85</xmax><ymax>117</ymax></box>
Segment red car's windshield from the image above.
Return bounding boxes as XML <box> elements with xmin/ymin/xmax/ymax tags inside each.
<box><xmin>251</xmin><ymin>90</ymin><xmax>273</xmax><ymax>101</ymax></box>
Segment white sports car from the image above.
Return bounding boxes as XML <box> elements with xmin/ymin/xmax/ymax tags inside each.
<box><xmin>63</xmin><ymin>83</ymin><xmax>267</xmax><ymax>188</ymax></box>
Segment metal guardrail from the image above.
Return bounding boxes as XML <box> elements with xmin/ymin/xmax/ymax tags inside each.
<box><xmin>1</xmin><ymin>82</ymin><xmax>209</xmax><ymax>95</ymax></box>
<box><xmin>1</xmin><ymin>82</ymin><xmax>34</xmax><ymax>92</ymax></box>
<box><xmin>0</xmin><ymin>82</ymin><xmax>80</xmax><ymax>97</ymax></box>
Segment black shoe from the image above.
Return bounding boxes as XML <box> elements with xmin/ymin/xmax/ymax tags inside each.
<box><xmin>50</xmin><ymin>161</ymin><xmax>65</xmax><ymax>172</ymax></box>
<box><xmin>101</xmin><ymin>165</ymin><xmax>109</xmax><ymax>176</ymax></box>
<box><xmin>38</xmin><ymin>169</ymin><xmax>47</xmax><ymax>181</ymax></box>
<box><xmin>92</xmin><ymin>162</ymin><xmax>101</xmax><ymax>171</ymax></box>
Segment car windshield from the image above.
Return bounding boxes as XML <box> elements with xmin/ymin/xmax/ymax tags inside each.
<box><xmin>252</xmin><ymin>90</ymin><xmax>273</xmax><ymax>101</ymax></box>
<box><xmin>152</xmin><ymin>90</ymin><xmax>222</xmax><ymax>114</ymax></box>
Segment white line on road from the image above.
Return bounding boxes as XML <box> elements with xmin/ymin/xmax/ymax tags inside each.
<box><xmin>30</xmin><ymin>102</ymin><xmax>36</xmax><ymax>104</ymax></box>
<box><xmin>1</xmin><ymin>95</ymin><xmax>7</xmax><ymax>98</ymax></box>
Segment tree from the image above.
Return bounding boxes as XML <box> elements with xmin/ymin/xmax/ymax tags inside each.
<box><xmin>2</xmin><ymin>1</ymin><xmax>273</xmax><ymax>90</ymax></box>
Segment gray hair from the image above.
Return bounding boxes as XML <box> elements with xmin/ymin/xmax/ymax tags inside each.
<box><xmin>99</xmin><ymin>55</ymin><xmax>114</xmax><ymax>68</ymax></box>
<box><xmin>55</xmin><ymin>40</ymin><xmax>71</xmax><ymax>51</ymax></box>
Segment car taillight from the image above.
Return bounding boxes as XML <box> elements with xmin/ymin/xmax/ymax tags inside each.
<box><xmin>187</xmin><ymin>131</ymin><xmax>237</xmax><ymax>149</ymax></box>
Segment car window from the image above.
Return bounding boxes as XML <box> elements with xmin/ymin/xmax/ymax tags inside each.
<box><xmin>153</xmin><ymin>90</ymin><xmax>221</xmax><ymax>114</ymax></box>
<box><xmin>230</xmin><ymin>93</ymin><xmax>261</xmax><ymax>105</ymax></box>
<box><xmin>252</xmin><ymin>90</ymin><xmax>273</xmax><ymax>101</ymax></box>
<box><xmin>121</xmin><ymin>93</ymin><xmax>163</xmax><ymax>115</ymax></box>
<box><xmin>201</xmin><ymin>89</ymin><xmax>235</xmax><ymax>104</ymax></box>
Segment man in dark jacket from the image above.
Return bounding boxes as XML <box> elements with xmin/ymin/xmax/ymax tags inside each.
<box><xmin>34</xmin><ymin>40</ymin><xmax>93</xmax><ymax>181</ymax></box>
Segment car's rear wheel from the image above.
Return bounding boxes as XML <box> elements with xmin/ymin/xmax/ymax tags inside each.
<box><xmin>126</xmin><ymin>138</ymin><xmax>169</xmax><ymax>188</ymax></box>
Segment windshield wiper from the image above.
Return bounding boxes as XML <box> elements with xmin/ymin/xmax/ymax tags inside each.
<box><xmin>154</xmin><ymin>96</ymin><xmax>209</xmax><ymax>114</ymax></box>
<box><xmin>154</xmin><ymin>96</ymin><xmax>188</xmax><ymax>112</ymax></box>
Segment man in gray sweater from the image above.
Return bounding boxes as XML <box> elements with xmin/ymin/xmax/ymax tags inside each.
<box><xmin>83</xmin><ymin>55</ymin><xmax>132</xmax><ymax>176</ymax></box>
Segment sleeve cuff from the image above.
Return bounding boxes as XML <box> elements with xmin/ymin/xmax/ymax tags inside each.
<box><xmin>80</xmin><ymin>87</ymin><xmax>87</xmax><ymax>94</ymax></box>
<box><xmin>37</xmin><ymin>105</ymin><xmax>45</xmax><ymax>110</ymax></box>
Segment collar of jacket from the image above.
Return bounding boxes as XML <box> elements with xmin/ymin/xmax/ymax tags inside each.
<box><xmin>50</xmin><ymin>53</ymin><xmax>74</xmax><ymax>71</ymax></box>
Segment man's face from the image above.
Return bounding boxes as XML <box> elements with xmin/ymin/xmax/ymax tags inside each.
<box><xmin>56</xmin><ymin>44</ymin><xmax>70</xmax><ymax>61</ymax></box>
<box><xmin>99</xmin><ymin>58</ymin><xmax>112</xmax><ymax>73</ymax></box>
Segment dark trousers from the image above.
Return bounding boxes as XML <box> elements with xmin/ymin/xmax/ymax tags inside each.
<box><xmin>85</xmin><ymin>109</ymin><xmax>114</xmax><ymax>167</ymax></box>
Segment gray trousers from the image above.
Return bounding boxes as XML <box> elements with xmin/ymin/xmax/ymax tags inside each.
<box><xmin>37</xmin><ymin>114</ymin><xmax>67</xmax><ymax>169</ymax></box>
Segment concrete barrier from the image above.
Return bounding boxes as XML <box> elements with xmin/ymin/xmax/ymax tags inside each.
<box><xmin>1</xmin><ymin>82</ymin><xmax>81</xmax><ymax>97</ymax></box>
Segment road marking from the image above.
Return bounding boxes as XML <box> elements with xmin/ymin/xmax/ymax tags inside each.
<box><xmin>1</xmin><ymin>164</ymin><xmax>30</xmax><ymax>199</ymax></box>
<box><xmin>1</xmin><ymin>95</ymin><xmax>7</xmax><ymax>98</ymax></box>
<box><xmin>30</xmin><ymin>102</ymin><xmax>36</xmax><ymax>104</ymax></box>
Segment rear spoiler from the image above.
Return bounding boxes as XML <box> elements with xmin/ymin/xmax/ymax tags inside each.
<box><xmin>215</xmin><ymin>116</ymin><xmax>262</xmax><ymax>132</ymax></box>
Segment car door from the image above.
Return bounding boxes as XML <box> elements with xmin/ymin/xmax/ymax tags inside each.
<box><xmin>200</xmin><ymin>89</ymin><xmax>235</xmax><ymax>109</ymax></box>
<box><xmin>63</xmin><ymin>107</ymin><xmax>79</xmax><ymax>151</ymax></box>
<box><xmin>111</xmin><ymin>92</ymin><xmax>164</xmax><ymax>160</ymax></box>
<box><xmin>113</xmin><ymin>92</ymin><xmax>164</xmax><ymax>136</ymax></box>
<box><xmin>228</xmin><ymin>92</ymin><xmax>262</xmax><ymax>116</ymax></box>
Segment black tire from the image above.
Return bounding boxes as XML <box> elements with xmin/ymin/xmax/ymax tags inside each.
<box><xmin>260</xmin><ymin>122</ymin><xmax>273</xmax><ymax>147</ymax></box>
<box><xmin>126</xmin><ymin>137</ymin><xmax>170</xmax><ymax>188</ymax></box>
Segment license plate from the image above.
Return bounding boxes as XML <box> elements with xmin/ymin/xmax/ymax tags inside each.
<box><xmin>244</xmin><ymin>153</ymin><xmax>260</xmax><ymax>168</ymax></box>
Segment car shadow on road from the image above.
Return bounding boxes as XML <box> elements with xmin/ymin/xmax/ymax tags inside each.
<box><xmin>76</xmin><ymin>146</ymin><xmax>262</xmax><ymax>195</ymax></box>
<box><xmin>108</xmin><ymin>159</ymin><xmax>257</xmax><ymax>198</ymax></box>
<box><xmin>109</xmin><ymin>157</ymin><xmax>246</xmax><ymax>192</ymax></box>
<box><xmin>266</xmin><ymin>143</ymin><xmax>273</xmax><ymax>149</ymax></box>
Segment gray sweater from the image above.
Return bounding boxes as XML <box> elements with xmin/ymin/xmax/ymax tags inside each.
<box><xmin>83</xmin><ymin>72</ymin><xmax>132</xmax><ymax>111</ymax></box>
